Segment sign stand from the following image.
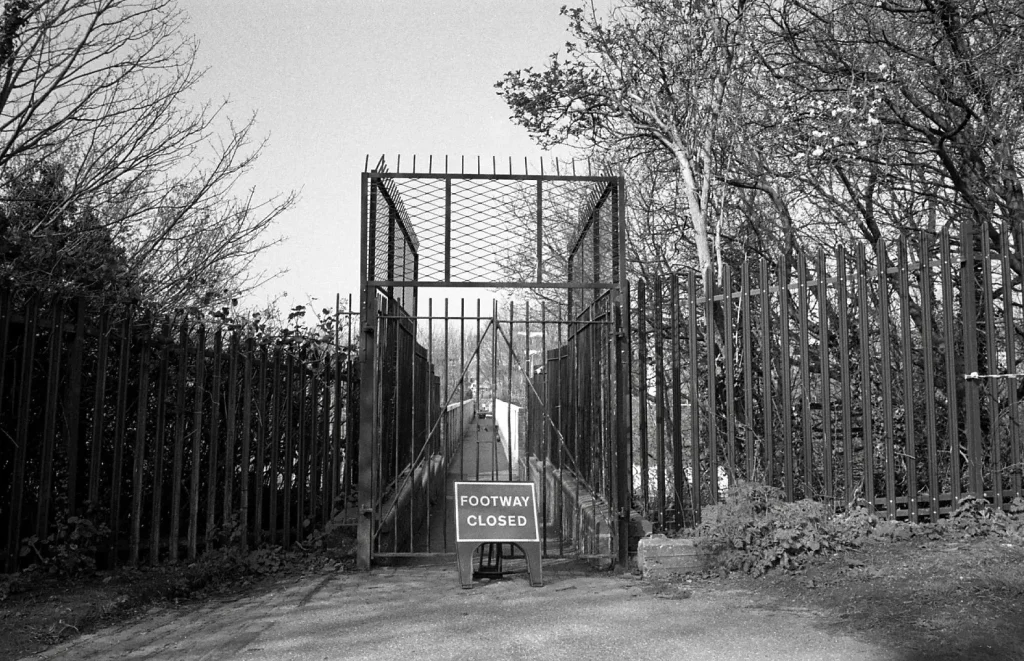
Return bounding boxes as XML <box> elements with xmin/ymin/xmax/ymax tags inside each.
<box><xmin>477</xmin><ymin>542</ymin><xmax>505</xmax><ymax>577</ymax></box>
<box><xmin>457</xmin><ymin>541</ymin><xmax>542</xmax><ymax>588</ymax></box>
<box><xmin>454</xmin><ymin>481</ymin><xmax>542</xmax><ymax>588</ymax></box>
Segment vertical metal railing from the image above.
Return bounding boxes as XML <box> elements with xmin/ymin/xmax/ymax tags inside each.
<box><xmin>357</xmin><ymin>159</ymin><xmax>630</xmax><ymax>565</ymax></box>
<box><xmin>632</xmin><ymin>222</ymin><xmax>1024</xmax><ymax>529</ymax></box>
<box><xmin>0</xmin><ymin>289</ymin><xmax>360</xmax><ymax>572</ymax></box>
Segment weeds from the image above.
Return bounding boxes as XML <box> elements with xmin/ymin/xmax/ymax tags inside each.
<box><xmin>695</xmin><ymin>482</ymin><xmax>1024</xmax><ymax>576</ymax></box>
<box><xmin>20</xmin><ymin>512</ymin><xmax>110</xmax><ymax>577</ymax></box>
<box><xmin>695</xmin><ymin>483</ymin><xmax>838</xmax><ymax>575</ymax></box>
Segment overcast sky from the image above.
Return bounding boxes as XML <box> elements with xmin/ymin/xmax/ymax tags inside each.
<box><xmin>178</xmin><ymin>0</ymin><xmax>580</xmax><ymax>316</ymax></box>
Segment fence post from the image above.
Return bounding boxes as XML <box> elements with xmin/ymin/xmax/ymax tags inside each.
<box><xmin>65</xmin><ymin>298</ymin><xmax>86</xmax><ymax>518</ymax></box>
<box><xmin>205</xmin><ymin>329</ymin><xmax>223</xmax><ymax>551</ymax></box>
<box><xmin>614</xmin><ymin>289</ymin><xmax>631</xmax><ymax>565</ymax></box>
<box><xmin>759</xmin><ymin>260</ymin><xmax>772</xmax><ymax>490</ymax></box>
<box><xmin>979</xmin><ymin>225</ymin><xmax>1000</xmax><ymax>508</ymax></box>
<box><xmin>778</xmin><ymin>260</ymin><xmax>794</xmax><ymax>500</ymax></box>
<box><xmin>686</xmin><ymin>271</ymin><xmax>701</xmax><ymax>524</ymax></box>
<box><xmin>704</xmin><ymin>267</ymin><xmax>719</xmax><ymax>504</ymax></box>
<box><xmin>961</xmin><ymin>218</ymin><xmax>984</xmax><ymax>496</ymax></box>
<box><xmin>88</xmin><ymin>311</ymin><xmax>110</xmax><ymax>518</ymax></box>
<box><xmin>169</xmin><ymin>321</ymin><xmax>188</xmax><ymax>563</ymax></box>
<box><xmin>188</xmin><ymin>324</ymin><xmax>206</xmax><ymax>561</ymax></box>
<box><xmin>129</xmin><ymin>316</ymin><xmax>152</xmax><ymax>566</ymax></box>
<box><xmin>224</xmin><ymin>333</ymin><xmax>239</xmax><ymax>527</ymax></box>
<box><xmin>670</xmin><ymin>276</ymin><xmax>684</xmax><ymax>527</ymax></box>
<box><xmin>149</xmin><ymin>321</ymin><xmax>170</xmax><ymax>565</ymax></box>
<box><xmin>636</xmin><ymin>279</ymin><xmax>649</xmax><ymax>513</ymax></box>
<box><xmin>109</xmin><ymin>310</ymin><xmax>133</xmax><ymax>567</ymax></box>
<box><xmin>0</xmin><ymin>290</ymin><xmax>10</xmax><ymax>572</ymax></box>
<box><xmin>6</xmin><ymin>298</ymin><xmax>37</xmax><ymax>572</ymax></box>
<box><xmin>36</xmin><ymin>300</ymin><xmax>65</xmax><ymax>541</ymax></box>
<box><xmin>797</xmin><ymin>255</ymin><xmax>813</xmax><ymax>499</ymax></box>
<box><xmin>356</xmin><ymin>289</ymin><xmax>378</xmax><ymax>569</ymax></box>
<box><xmin>357</xmin><ymin>170</ymin><xmax>379</xmax><ymax>569</ymax></box>
<box><xmin>654</xmin><ymin>277</ymin><xmax>666</xmax><ymax>525</ymax></box>
<box><xmin>723</xmin><ymin>266</ymin><xmax>737</xmax><ymax>486</ymax></box>
<box><xmin>240</xmin><ymin>337</ymin><xmax>253</xmax><ymax>549</ymax></box>
<box><xmin>614</xmin><ymin>175</ymin><xmax>630</xmax><ymax>567</ymax></box>
<box><xmin>877</xmin><ymin>239</ymin><xmax>897</xmax><ymax>519</ymax></box>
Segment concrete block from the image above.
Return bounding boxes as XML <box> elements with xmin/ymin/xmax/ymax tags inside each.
<box><xmin>636</xmin><ymin>535</ymin><xmax>707</xmax><ymax>577</ymax></box>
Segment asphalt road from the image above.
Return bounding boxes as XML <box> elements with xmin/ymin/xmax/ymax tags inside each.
<box><xmin>24</xmin><ymin>560</ymin><xmax>898</xmax><ymax>661</ymax></box>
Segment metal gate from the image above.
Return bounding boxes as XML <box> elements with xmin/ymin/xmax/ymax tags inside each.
<box><xmin>356</xmin><ymin>157</ymin><xmax>630</xmax><ymax>568</ymax></box>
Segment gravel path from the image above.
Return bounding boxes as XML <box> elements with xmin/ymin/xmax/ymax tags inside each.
<box><xmin>23</xmin><ymin>561</ymin><xmax>897</xmax><ymax>661</ymax></box>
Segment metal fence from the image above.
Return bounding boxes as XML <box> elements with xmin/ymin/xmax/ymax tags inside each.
<box><xmin>358</xmin><ymin>157</ymin><xmax>632</xmax><ymax>565</ymax></box>
<box><xmin>9</xmin><ymin>218</ymin><xmax>1019</xmax><ymax>573</ymax></box>
<box><xmin>525</xmin><ymin>291</ymin><xmax>623</xmax><ymax>556</ymax></box>
<box><xmin>634</xmin><ymin>220</ymin><xmax>1024</xmax><ymax>528</ymax></box>
<box><xmin>0</xmin><ymin>289</ymin><xmax>359</xmax><ymax>572</ymax></box>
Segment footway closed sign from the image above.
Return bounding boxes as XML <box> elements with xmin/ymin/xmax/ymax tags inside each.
<box><xmin>454</xmin><ymin>482</ymin><xmax>540</xmax><ymax>543</ymax></box>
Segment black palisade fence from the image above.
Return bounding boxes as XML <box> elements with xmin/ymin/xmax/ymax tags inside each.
<box><xmin>634</xmin><ymin>220</ymin><xmax>1024</xmax><ymax>528</ymax></box>
<box><xmin>0</xmin><ymin>289</ymin><xmax>360</xmax><ymax>572</ymax></box>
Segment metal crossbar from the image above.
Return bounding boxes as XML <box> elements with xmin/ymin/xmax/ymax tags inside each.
<box><xmin>361</xmin><ymin>157</ymin><xmax>624</xmax><ymax>310</ymax></box>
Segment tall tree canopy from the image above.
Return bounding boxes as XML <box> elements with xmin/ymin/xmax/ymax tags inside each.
<box><xmin>498</xmin><ymin>0</ymin><xmax>1024</xmax><ymax>279</ymax></box>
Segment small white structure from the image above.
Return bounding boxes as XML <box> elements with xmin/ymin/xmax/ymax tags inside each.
<box><xmin>493</xmin><ymin>399</ymin><xmax>521</xmax><ymax>478</ymax></box>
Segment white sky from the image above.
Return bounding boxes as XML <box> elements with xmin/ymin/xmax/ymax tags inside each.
<box><xmin>178</xmin><ymin>0</ymin><xmax>583</xmax><ymax>316</ymax></box>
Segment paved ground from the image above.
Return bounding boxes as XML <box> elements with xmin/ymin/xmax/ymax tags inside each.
<box><xmin>23</xmin><ymin>560</ymin><xmax>901</xmax><ymax>661</ymax></box>
<box><xmin>417</xmin><ymin>413</ymin><xmax>515</xmax><ymax>554</ymax></box>
<box><xmin>17</xmin><ymin>414</ymin><xmax>901</xmax><ymax>660</ymax></box>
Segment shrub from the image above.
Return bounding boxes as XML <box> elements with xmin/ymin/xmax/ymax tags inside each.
<box><xmin>696</xmin><ymin>485</ymin><xmax>1024</xmax><ymax>577</ymax></box>
<box><xmin>696</xmin><ymin>482</ymin><xmax>840</xmax><ymax>576</ymax></box>
<box><xmin>20</xmin><ymin>514</ymin><xmax>110</xmax><ymax>577</ymax></box>
<box><xmin>946</xmin><ymin>494</ymin><xmax>1024</xmax><ymax>539</ymax></box>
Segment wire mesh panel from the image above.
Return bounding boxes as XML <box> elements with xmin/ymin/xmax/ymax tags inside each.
<box><xmin>568</xmin><ymin>182</ymin><xmax>619</xmax><ymax>316</ymax></box>
<box><xmin>367</xmin><ymin>174</ymin><xmax>418</xmax><ymax>314</ymax></box>
<box><xmin>362</xmin><ymin>159</ymin><xmax>624</xmax><ymax>293</ymax></box>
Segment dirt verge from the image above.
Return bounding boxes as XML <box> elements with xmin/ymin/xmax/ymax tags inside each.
<box><xmin>0</xmin><ymin>549</ymin><xmax>350</xmax><ymax>661</ymax></box>
<box><xmin>686</xmin><ymin>534</ymin><xmax>1024</xmax><ymax>660</ymax></box>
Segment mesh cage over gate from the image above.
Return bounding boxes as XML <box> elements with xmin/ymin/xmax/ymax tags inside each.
<box><xmin>362</xmin><ymin>157</ymin><xmax>624</xmax><ymax>311</ymax></box>
<box><xmin>357</xmin><ymin>157</ymin><xmax>631</xmax><ymax>568</ymax></box>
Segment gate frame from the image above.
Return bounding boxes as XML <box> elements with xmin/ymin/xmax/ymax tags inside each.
<box><xmin>356</xmin><ymin>160</ymin><xmax>630</xmax><ymax>569</ymax></box>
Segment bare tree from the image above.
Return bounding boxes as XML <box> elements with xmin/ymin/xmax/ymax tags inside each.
<box><xmin>0</xmin><ymin>0</ymin><xmax>294</xmax><ymax>309</ymax></box>
<box><xmin>759</xmin><ymin>0</ymin><xmax>1024</xmax><ymax>240</ymax></box>
<box><xmin>497</xmin><ymin>0</ymin><xmax>757</xmax><ymax>291</ymax></box>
